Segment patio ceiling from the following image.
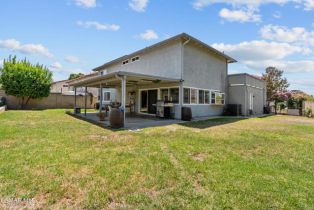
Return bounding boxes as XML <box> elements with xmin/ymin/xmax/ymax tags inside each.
<box><xmin>68</xmin><ymin>71</ymin><xmax>182</xmax><ymax>88</ymax></box>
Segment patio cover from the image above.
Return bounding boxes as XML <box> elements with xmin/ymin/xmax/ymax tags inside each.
<box><xmin>68</xmin><ymin>71</ymin><xmax>182</xmax><ymax>126</ymax></box>
<box><xmin>68</xmin><ymin>71</ymin><xmax>182</xmax><ymax>88</ymax></box>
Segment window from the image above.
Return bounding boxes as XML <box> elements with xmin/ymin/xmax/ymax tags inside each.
<box><xmin>131</xmin><ymin>56</ymin><xmax>140</xmax><ymax>62</ymax></box>
<box><xmin>191</xmin><ymin>89</ymin><xmax>197</xmax><ymax>104</ymax></box>
<box><xmin>199</xmin><ymin>90</ymin><xmax>205</xmax><ymax>104</ymax></box>
<box><xmin>216</xmin><ymin>93</ymin><xmax>225</xmax><ymax>105</ymax></box>
<box><xmin>184</xmin><ymin>88</ymin><xmax>190</xmax><ymax>104</ymax></box>
<box><xmin>103</xmin><ymin>92</ymin><xmax>111</xmax><ymax>101</ymax></box>
<box><xmin>99</xmin><ymin>69</ymin><xmax>107</xmax><ymax>75</ymax></box>
<box><xmin>170</xmin><ymin>88</ymin><xmax>179</xmax><ymax>103</ymax></box>
<box><xmin>122</xmin><ymin>60</ymin><xmax>129</xmax><ymax>65</ymax></box>
<box><xmin>211</xmin><ymin>92</ymin><xmax>225</xmax><ymax>105</ymax></box>
<box><xmin>205</xmin><ymin>90</ymin><xmax>210</xmax><ymax>104</ymax></box>
<box><xmin>211</xmin><ymin>92</ymin><xmax>216</xmax><ymax>104</ymax></box>
<box><xmin>160</xmin><ymin>89</ymin><xmax>169</xmax><ymax>101</ymax></box>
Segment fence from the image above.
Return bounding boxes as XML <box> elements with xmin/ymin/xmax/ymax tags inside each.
<box><xmin>0</xmin><ymin>90</ymin><xmax>96</xmax><ymax>110</ymax></box>
<box><xmin>303</xmin><ymin>101</ymin><xmax>314</xmax><ymax>113</ymax></box>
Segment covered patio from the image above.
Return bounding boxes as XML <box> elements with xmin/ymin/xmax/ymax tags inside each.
<box><xmin>68</xmin><ymin>71</ymin><xmax>182</xmax><ymax>128</ymax></box>
<box><xmin>71</xmin><ymin>112</ymin><xmax>182</xmax><ymax>130</ymax></box>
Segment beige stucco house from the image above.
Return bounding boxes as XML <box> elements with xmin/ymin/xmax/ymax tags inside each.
<box><xmin>69</xmin><ymin>33</ymin><xmax>266</xmax><ymax>122</ymax></box>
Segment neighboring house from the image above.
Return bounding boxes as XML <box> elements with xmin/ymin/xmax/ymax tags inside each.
<box><xmin>56</xmin><ymin>74</ymin><xmax>117</xmax><ymax>104</ymax></box>
<box><xmin>228</xmin><ymin>74</ymin><xmax>266</xmax><ymax>115</ymax></box>
<box><xmin>69</xmin><ymin>33</ymin><xmax>266</xmax><ymax>119</ymax></box>
<box><xmin>51</xmin><ymin>75</ymin><xmax>99</xmax><ymax>97</ymax></box>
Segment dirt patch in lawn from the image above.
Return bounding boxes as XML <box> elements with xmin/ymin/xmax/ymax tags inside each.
<box><xmin>190</xmin><ymin>153</ymin><xmax>206</xmax><ymax>161</ymax></box>
<box><xmin>88</xmin><ymin>133</ymin><xmax>136</xmax><ymax>142</ymax></box>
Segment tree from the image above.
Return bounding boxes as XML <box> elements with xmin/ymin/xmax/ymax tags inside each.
<box><xmin>68</xmin><ymin>73</ymin><xmax>84</xmax><ymax>80</ymax></box>
<box><xmin>262</xmin><ymin>67</ymin><xmax>290</xmax><ymax>102</ymax></box>
<box><xmin>0</xmin><ymin>56</ymin><xmax>53</xmax><ymax>109</ymax></box>
<box><xmin>272</xmin><ymin>91</ymin><xmax>291</xmax><ymax>114</ymax></box>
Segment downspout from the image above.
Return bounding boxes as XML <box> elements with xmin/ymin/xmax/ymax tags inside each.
<box><xmin>181</xmin><ymin>37</ymin><xmax>190</xmax><ymax>80</ymax></box>
<box><xmin>180</xmin><ymin>37</ymin><xmax>190</xmax><ymax>105</ymax></box>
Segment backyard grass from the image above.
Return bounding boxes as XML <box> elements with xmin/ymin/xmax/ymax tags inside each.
<box><xmin>0</xmin><ymin>110</ymin><xmax>313</xmax><ymax>209</ymax></box>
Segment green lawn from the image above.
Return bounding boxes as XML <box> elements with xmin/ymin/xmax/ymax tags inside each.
<box><xmin>0</xmin><ymin>110</ymin><xmax>313</xmax><ymax>209</ymax></box>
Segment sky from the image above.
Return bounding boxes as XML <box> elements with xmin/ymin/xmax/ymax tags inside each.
<box><xmin>1</xmin><ymin>0</ymin><xmax>314</xmax><ymax>94</ymax></box>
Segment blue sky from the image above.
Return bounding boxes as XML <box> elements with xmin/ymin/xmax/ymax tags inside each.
<box><xmin>1</xmin><ymin>0</ymin><xmax>314</xmax><ymax>94</ymax></box>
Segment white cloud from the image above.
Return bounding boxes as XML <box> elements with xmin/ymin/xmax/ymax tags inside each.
<box><xmin>212</xmin><ymin>40</ymin><xmax>310</xmax><ymax>61</ymax></box>
<box><xmin>49</xmin><ymin>62</ymin><xmax>83</xmax><ymax>74</ymax></box>
<box><xmin>139</xmin><ymin>30</ymin><xmax>159</xmax><ymax>40</ymax></box>
<box><xmin>219</xmin><ymin>7</ymin><xmax>261</xmax><ymax>22</ymax></box>
<box><xmin>0</xmin><ymin>39</ymin><xmax>53</xmax><ymax>58</ymax></box>
<box><xmin>64</xmin><ymin>55</ymin><xmax>80</xmax><ymax>63</ymax></box>
<box><xmin>193</xmin><ymin>0</ymin><xmax>314</xmax><ymax>22</ymax></box>
<box><xmin>243</xmin><ymin>59</ymin><xmax>314</xmax><ymax>72</ymax></box>
<box><xmin>304</xmin><ymin>0</ymin><xmax>314</xmax><ymax>10</ymax></box>
<box><xmin>0</xmin><ymin>59</ymin><xmax>3</xmax><ymax>68</ymax></box>
<box><xmin>260</xmin><ymin>24</ymin><xmax>314</xmax><ymax>46</ymax></box>
<box><xmin>75</xmin><ymin>0</ymin><xmax>96</xmax><ymax>8</ymax></box>
<box><xmin>50</xmin><ymin>62</ymin><xmax>63</xmax><ymax>70</ymax></box>
<box><xmin>193</xmin><ymin>0</ymin><xmax>289</xmax><ymax>10</ymax></box>
<box><xmin>129</xmin><ymin>0</ymin><xmax>149</xmax><ymax>12</ymax></box>
<box><xmin>292</xmin><ymin>78</ymin><xmax>314</xmax><ymax>87</ymax></box>
<box><xmin>273</xmin><ymin>11</ymin><xmax>282</xmax><ymax>18</ymax></box>
<box><xmin>193</xmin><ymin>0</ymin><xmax>314</xmax><ymax>10</ymax></box>
<box><xmin>212</xmin><ymin>40</ymin><xmax>313</xmax><ymax>73</ymax></box>
<box><xmin>77</xmin><ymin>21</ymin><xmax>120</xmax><ymax>31</ymax></box>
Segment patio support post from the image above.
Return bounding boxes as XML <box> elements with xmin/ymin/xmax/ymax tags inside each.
<box><xmin>99</xmin><ymin>84</ymin><xmax>103</xmax><ymax>113</ymax></box>
<box><xmin>121</xmin><ymin>75</ymin><xmax>126</xmax><ymax>125</ymax></box>
<box><xmin>74</xmin><ymin>87</ymin><xmax>77</xmax><ymax>109</ymax></box>
<box><xmin>84</xmin><ymin>86</ymin><xmax>87</xmax><ymax>116</ymax></box>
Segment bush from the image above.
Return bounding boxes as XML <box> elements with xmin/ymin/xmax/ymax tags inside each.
<box><xmin>305</xmin><ymin>108</ymin><xmax>312</xmax><ymax>118</ymax></box>
<box><xmin>0</xmin><ymin>56</ymin><xmax>52</xmax><ymax>109</ymax></box>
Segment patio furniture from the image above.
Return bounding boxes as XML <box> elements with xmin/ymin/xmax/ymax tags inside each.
<box><xmin>125</xmin><ymin>101</ymin><xmax>135</xmax><ymax>115</ymax></box>
<box><xmin>156</xmin><ymin>100</ymin><xmax>174</xmax><ymax>118</ymax></box>
<box><xmin>98</xmin><ymin>112</ymin><xmax>106</xmax><ymax>121</ymax></box>
<box><xmin>74</xmin><ymin>107</ymin><xmax>81</xmax><ymax>114</ymax></box>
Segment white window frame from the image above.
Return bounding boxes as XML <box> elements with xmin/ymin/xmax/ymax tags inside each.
<box><xmin>138</xmin><ymin>86</ymin><xmax>180</xmax><ymax>115</ymax></box>
<box><xmin>183</xmin><ymin>88</ymin><xmax>191</xmax><ymax>104</ymax></box>
<box><xmin>198</xmin><ymin>89</ymin><xmax>205</xmax><ymax>104</ymax></box>
<box><xmin>182</xmin><ymin>86</ymin><xmax>223</xmax><ymax>106</ymax></box>
<box><xmin>205</xmin><ymin>90</ymin><xmax>210</xmax><ymax>104</ymax></box>
<box><xmin>122</xmin><ymin>59</ymin><xmax>129</xmax><ymax>65</ymax></box>
<box><xmin>211</xmin><ymin>91</ymin><xmax>225</xmax><ymax>105</ymax></box>
<box><xmin>131</xmin><ymin>56</ymin><xmax>140</xmax><ymax>63</ymax></box>
<box><xmin>103</xmin><ymin>91</ymin><xmax>111</xmax><ymax>102</ymax></box>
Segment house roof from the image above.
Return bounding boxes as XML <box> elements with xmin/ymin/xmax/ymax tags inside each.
<box><xmin>228</xmin><ymin>73</ymin><xmax>265</xmax><ymax>82</ymax></box>
<box><xmin>93</xmin><ymin>33</ymin><xmax>237</xmax><ymax>72</ymax></box>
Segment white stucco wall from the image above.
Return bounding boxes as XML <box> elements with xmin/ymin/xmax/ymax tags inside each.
<box><xmin>104</xmin><ymin>40</ymin><xmax>182</xmax><ymax>79</ymax></box>
<box><xmin>228</xmin><ymin>74</ymin><xmax>266</xmax><ymax>115</ymax></box>
<box><xmin>182</xmin><ymin>42</ymin><xmax>229</xmax><ymax>117</ymax></box>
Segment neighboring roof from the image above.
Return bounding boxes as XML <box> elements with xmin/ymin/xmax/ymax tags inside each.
<box><xmin>67</xmin><ymin>72</ymin><xmax>98</xmax><ymax>83</ymax></box>
<box><xmin>228</xmin><ymin>73</ymin><xmax>265</xmax><ymax>82</ymax></box>
<box><xmin>93</xmin><ymin>33</ymin><xmax>237</xmax><ymax>72</ymax></box>
<box><xmin>52</xmin><ymin>72</ymin><xmax>98</xmax><ymax>85</ymax></box>
<box><xmin>51</xmin><ymin>79</ymin><xmax>68</xmax><ymax>84</ymax></box>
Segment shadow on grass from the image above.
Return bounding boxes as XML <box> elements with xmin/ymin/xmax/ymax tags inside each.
<box><xmin>180</xmin><ymin>117</ymin><xmax>247</xmax><ymax>129</ymax></box>
<box><xmin>181</xmin><ymin>115</ymin><xmax>274</xmax><ymax>129</ymax></box>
